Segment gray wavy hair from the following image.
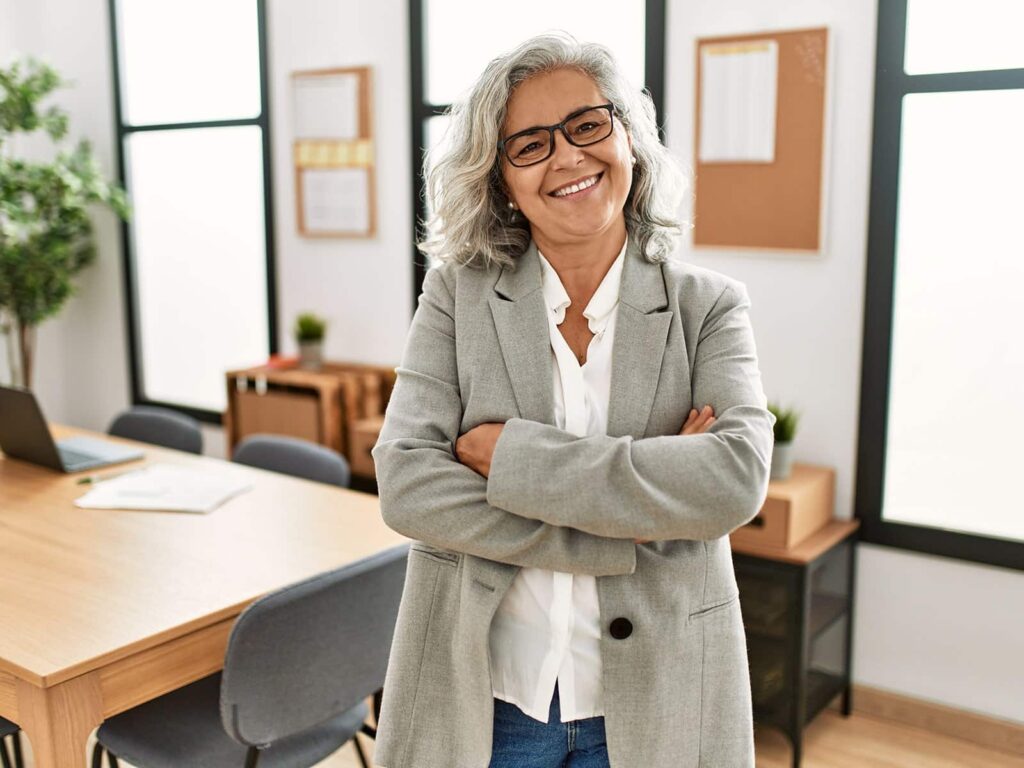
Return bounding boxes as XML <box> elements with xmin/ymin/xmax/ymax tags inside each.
<box><xmin>419</xmin><ymin>32</ymin><xmax>689</xmax><ymax>269</ymax></box>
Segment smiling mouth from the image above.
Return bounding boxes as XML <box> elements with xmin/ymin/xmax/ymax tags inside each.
<box><xmin>550</xmin><ymin>172</ymin><xmax>603</xmax><ymax>198</ymax></box>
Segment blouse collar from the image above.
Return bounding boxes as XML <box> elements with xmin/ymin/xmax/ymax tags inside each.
<box><xmin>536</xmin><ymin>239</ymin><xmax>627</xmax><ymax>334</ymax></box>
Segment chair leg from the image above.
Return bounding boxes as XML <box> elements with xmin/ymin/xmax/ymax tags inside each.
<box><xmin>244</xmin><ymin>746</ymin><xmax>260</xmax><ymax>768</ymax></box>
<box><xmin>91</xmin><ymin>742</ymin><xmax>103</xmax><ymax>768</ymax></box>
<box><xmin>11</xmin><ymin>733</ymin><xmax>22</xmax><ymax>768</ymax></box>
<box><xmin>1</xmin><ymin>735</ymin><xmax>14</xmax><ymax>768</ymax></box>
<box><xmin>108</xmin><ymin>750</ymin><xmax>120</xmax><ymax>768</ymax></box>
<box><xmin>352</xmin><ymin>734</ymin><xmax>370</xmax><ymax>768</ymax></box>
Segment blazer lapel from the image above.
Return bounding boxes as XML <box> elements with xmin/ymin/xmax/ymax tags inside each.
<box><xmin>489</xmin><ymin>243</ymin><xmax>555</xmax><ymax>425</ymax></box>
<box><xmin>607</xmin><ymin>241</ymin><xmax>673</xmax><ymax>439</ymax></box>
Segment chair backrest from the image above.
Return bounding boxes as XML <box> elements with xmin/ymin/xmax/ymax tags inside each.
<box><xmin>232</xmin><ymin>434</ymin><xmax>351</xmax><ymax>488</ymax></box>
<box><xmin>107</xmin><ymin>405</ymin><xmax>203</xmax><ymax>454</ymax></box>
<box><xmin>0</xmin><ymin>715</ymin><xmax>18</xmax><ymax>737</ymax></box>
<box><xmin>219</xmin><ymin>544</ymin><xmax>409</xmax><ymax>747</ymax></box>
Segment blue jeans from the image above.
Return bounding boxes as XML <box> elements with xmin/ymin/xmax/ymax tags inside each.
<box><xmin>489</xmin><ymin>685</ymin><xmax>612</xmax><ymax>768</ymax></box>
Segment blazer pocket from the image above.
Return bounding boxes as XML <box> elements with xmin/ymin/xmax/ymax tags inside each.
<box><xmin>410</xmin><ymin>544</ymin><xmax>461</xmax><ymax>567</ymax></box>
<box><xmin>688</xmin><ymin>593</ymin><xmax>739</xmax><ymax>622</ymax></box>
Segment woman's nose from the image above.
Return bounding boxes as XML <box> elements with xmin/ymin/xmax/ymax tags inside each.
<box><xmin>549</xmin><ymin>129</ymin><xmax>586</xmax><ymax>169</ymax></box>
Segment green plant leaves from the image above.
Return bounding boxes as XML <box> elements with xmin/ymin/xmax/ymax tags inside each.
<box><xmin>0</xmin><ymin>58</ymin><xmax>68</xmax><ymax>142</ymax></box>
<box><xmin>767</xmin><ymin>401</ymin><xmax>800</xmax><ymax>444</ymax></box>
<box><xmin>294</xmin><ymin>312</ymin><xmax>327</xmax><ymax>342</ymax></box>
<box><xmin>0</xmin><ymin>58</ymin><xmax>129</xmax><ymax>329</ymax></box>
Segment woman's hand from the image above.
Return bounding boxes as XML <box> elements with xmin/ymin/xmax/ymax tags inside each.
<box><xmin>454</xmin><ymin>422</ymin><xmax>505</xmax><ymax>478</ymax></box>
<box><xmin>635</xmin><ymin>405</ymin><xmax>716</xmax><ymax>543</ymax></box>
<box><xmin>679</xmin><ymin>405</ymin><xmax>716</xmax><ymax>435</ymax></box>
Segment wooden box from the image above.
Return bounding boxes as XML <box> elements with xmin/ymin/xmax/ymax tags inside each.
<box><xmin>730</xmin><ymin>463</ymin><xmax>835</xmax><ymax>550</ymax></box>
<box><xmin>348</xmin><ymin>414</ymin><xmax>386</xmax><ymax>479</ymax></box>
<box><xmin>224</xmin><ymin>360</ymin><xmax>396</xmax><ymax>479</ymax></box>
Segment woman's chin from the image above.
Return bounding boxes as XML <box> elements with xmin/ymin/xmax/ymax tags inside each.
<box><xmin>533</xmin><ymin>211</ymin><xmax>624</xmax><ymax>244</ymax></box>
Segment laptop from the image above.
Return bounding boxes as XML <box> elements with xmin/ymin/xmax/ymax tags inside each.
<box><xmin>0</xmin><ymin>385</ymin><xmax>144</xmax><ymax>472</ymax></box>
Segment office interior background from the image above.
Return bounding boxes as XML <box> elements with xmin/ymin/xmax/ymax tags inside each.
<box><xmin>2</xmin><ymin>0</ymin><xmax>1022</xmax><ymax>765</ymax></box>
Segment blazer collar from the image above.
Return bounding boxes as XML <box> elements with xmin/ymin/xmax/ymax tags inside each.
<box><xmin>493</xmin><ymin>241</ymin><xmax>542</xmax><ymax>302</ymax></box>
<box><xmin>493</xmin><ymin>237</ymin><xmax>668</xmax><ymax>310</ymax></box>
<box><xmin>618</xmin><ymin>237</ymin><xmax>669</xmax><ymax>314</ymax></box>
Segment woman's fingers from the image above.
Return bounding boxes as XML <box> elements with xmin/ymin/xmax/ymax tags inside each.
<box><xmin>680</xmin><ymin>405</ymin><xmax>716</xmax><ymax>435</ymax></box>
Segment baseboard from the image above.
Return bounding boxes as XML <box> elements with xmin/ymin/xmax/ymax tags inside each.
<box><xmin>833</xmin><ymin>684</ymin><xmax>1024</xmax><ymax>756</ymax></box>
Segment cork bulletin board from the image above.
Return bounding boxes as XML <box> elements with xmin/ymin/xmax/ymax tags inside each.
<box><xmin>291</xmin><ymin>66</ymin><xmax>376</xmax><ymax>238</ymax></box>
<box><xmin>693</xmin><ymin>27</ymin><xmax>829</xmax><ymax>252</ymax></box>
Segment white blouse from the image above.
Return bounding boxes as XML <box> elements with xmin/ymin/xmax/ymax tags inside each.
<box><xmin>488</xmin><ymin>240</ymin><xmax>627</xmax><ymax>723</ymax></box>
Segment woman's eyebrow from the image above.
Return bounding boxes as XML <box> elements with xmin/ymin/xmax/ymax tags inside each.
<box><xmin>506</xmin><ymin>104</ymin><xmax>596</xmax><ymax>136</ymax></box>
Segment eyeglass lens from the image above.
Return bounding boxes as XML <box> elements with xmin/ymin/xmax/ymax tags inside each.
<box><xmin>504</xmin><ymin>107</ymin><xmax>613</xmax><ymax>167</ymax></box>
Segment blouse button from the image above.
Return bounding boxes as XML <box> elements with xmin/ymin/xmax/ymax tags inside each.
<box><xmin>609</xmin><ymin>617</ymin><xmax>633</xmax><ymax>640</ymax></box>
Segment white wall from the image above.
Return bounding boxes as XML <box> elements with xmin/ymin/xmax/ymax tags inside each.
<box><xmin>8</xmin><ymin>0</ymin><xmax>1022</xmax><ymax>725</ymax></box>
<box><xmin>666</xmin><ymin>0</ymin><xmax>1023</xmax><ymax>722</ymax></box>
<box><xmin>268</xmin><ymin>0</ymin><xmax>412</xmax><ymax>366</ymax></box>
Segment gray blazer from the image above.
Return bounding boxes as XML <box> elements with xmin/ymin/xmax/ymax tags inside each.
<box><xmin>371</xmin><ymin>239</ymin><xmax>775</xmax><ymax>768</ymax></box>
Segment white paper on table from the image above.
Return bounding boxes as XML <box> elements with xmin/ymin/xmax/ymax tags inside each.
<box><xmin>301</xmin><ymin>167</ymin><xmax>370</xmax><ymax>234</ymax></box>
<box><xmin>293</xmin><ymin>73</ymin><xmax>359</xmax><ymax>140</ymax></box>
<box><xmin>699</xmin><ymin>40</ymin><xmax>778</xmax><ymax>163</ymax></box>
<box><xmin>75</xmin><ymin>463</ymin><xmax>251</xmax><ymax>514</ymax></box>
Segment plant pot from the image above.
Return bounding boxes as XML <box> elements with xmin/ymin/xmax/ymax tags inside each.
<box><xmin>770</xmin><ymin>440</ymin><xmax>794</xmax><ymax>481</ymax></box>
<box><xmin>298</xmin><ymin>341</ymin><xmax>323</xmax><ymax>370</ymax></box>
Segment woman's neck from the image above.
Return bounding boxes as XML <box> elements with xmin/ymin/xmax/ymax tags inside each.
<box><xmin>533</xmin><ymin>218</ymin><xmax>627</xmax><ymax>304</ymax></box>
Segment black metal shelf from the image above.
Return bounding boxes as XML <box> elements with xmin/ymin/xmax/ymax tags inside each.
<box><xmin>754</xmin><ymin>668</ymin><xmax>846</xmax><ymax>729</ymax></box>
<box><xmin>734</xmin><ymin>528</ymin><xmax>858</xmax><ymax>768</ymax></box>
<box><xmin>740</xmin><ymin>590</ymin><xmax>847</xmax><ymax>642</ymax></box>
<box><xmin>809</xmin><ymin>593</ymin><xmax>848</xmax><ymax>639</ymax></box>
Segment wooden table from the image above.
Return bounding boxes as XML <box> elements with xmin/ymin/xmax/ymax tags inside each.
<box><xmin>0</xmin><ymin>425</ymin><xmax>407</xmax><ymax>768</ymax></box>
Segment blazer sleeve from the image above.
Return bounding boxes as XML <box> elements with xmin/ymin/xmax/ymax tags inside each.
<box><xmin>485</xmin><ymin>280</ymin><xmax>775</xmax><ymax>542</ymax></box>
<box><xmin>371</xmin><ymin>266</ymin><xmax>637</xmax><ymax>577</ymax></box>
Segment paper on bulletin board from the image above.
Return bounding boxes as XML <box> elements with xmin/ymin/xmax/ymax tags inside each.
<box><xmin>301</xmin><ymin>167</ymin><xmax>370</xmax><ymax>234</ymax></box>
<box><xmin>699</xmin><ymin>40</ymin><xmax>778</xmax><ymax>163</ymax></box>
<box><xmin>293</xmin><ymin>73</ymin><xmax>359</xmax><ymax>140</ymax></box>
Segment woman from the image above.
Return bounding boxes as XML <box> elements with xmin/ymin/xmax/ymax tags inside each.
<box><xmin>372</xmin><ymin>33</ymin><xmax>774</xmax><ymax>768</ymax></box>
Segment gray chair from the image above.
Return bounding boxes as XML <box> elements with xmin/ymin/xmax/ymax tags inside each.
<box><xmin>108</xmin><ymin>406</ymin><xmax>203</xmax><ymax>455</ymax></box>
<box><xmin>232</xmin><ymin>434</ymin><xmax>351</xmax><ymax>488</ymax></box>
<box><xmin>0</xmin><ymin>718</ymin><xmax>24</xmax><ymax>768</ymax></box>
<box><xmin>93</xmin><ymin>543</ymin><xmax>409</xmax><ymax>768</ymax></box>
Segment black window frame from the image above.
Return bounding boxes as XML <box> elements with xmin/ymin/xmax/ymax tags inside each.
<box><xmin>407</xmin><ymin>0</ymin><xmax>668</xmax><ymax>301</ymax></box>
<box><xmin>107</xmin><ymin>0</ymin><xmax>278</xmax><ymax>425</ymax></box>
<box><xmin>857</xmin><ymin>0</ymin><xmax>1024</xmax><ymax>571</ymax></box>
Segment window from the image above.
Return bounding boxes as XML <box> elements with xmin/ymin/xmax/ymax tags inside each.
<box><xmin>109</xmin><ymin>0</ymin><xmax>276</xmax><ymax>419</ymax></box>
<box><xmin>857</xmin><ymin>0</ymin><xmax>1024</xmax><ymax>570</ymax></box>
<box><xmin>408</xmin><ymin>0</ymin><xmax>667</xmax><ymax>298</ymax></box>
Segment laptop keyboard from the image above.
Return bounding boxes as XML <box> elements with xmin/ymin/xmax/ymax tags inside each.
<box><xmin>59</xmin><ymin>447</ymin><xmax>98</xmax><ymax>469</ymax></box>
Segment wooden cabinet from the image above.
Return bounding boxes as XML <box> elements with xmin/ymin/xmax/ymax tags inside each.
<box><xmin>731</xmin><ymin>519</ymin><xmax>860</xmax><ymax>768</ymax></box>
<box><xmin>223</xmin><ymin>361</ymin><xmax>396</xmax><ymax>483</ymax></box>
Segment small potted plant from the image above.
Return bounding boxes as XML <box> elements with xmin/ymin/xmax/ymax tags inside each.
<box><xmin>294</xmin><ymin>312</ymin><xmax>327</xmax><ymax>370</ymax></box>
<box><xmin>767</xmin><ymin>401</ymin><xmax>800</xmax><ymax>481</ymax></box>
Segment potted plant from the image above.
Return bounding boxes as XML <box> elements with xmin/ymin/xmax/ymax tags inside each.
<box><xmin>767</xmin><ymin>401</ymin><xmax>800</xmax><ymax>481</ymax></box>
<box><xmin>294</xmin><ymin>312</ymin><xmax>327</xmax><ymax>370</ymax></box>
<box><xmin>0</xmin><ymin>58</ymin><xmax>129</xmax><ymax>387</ymax></box>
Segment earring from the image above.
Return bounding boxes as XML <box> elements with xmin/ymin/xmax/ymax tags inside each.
<box><xmin>630</xmin><ymin>155</ymin><xmax>638</xmax><ymax>165</ymax></box>
<box><xmin>507</xmin><ymin>201</ymin><xmax>517</xmax><ymax>210</ymax></box>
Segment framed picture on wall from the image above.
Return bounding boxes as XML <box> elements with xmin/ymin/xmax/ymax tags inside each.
<box><xmin>291</xmin><ymin>66</ymin><xmax>376</xmax><ymax>238</ymax></box>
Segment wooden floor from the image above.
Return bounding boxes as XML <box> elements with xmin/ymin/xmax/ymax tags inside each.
<box><xmin>11</xmin><ymin>708</ymin><xmax>1022</xmax><ymax>767</ymax></box>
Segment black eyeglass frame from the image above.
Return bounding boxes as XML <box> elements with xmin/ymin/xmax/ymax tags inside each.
<box><xmin>497</xmin><ymin>102</ymin><xmax>618</xmax><ymax>167</ymax></box>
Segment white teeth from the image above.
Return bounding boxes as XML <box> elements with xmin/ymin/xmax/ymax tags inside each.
<box><xmin>553</xmin><ymin>174</ymin><xmax>599</xmax><ymax>197</ymax></box>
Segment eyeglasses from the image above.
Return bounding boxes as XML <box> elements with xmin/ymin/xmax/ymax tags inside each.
<box><xmin>498</xmin><ymin>103</ymin><xmax>616</xmax><ymax>168</ymax></box>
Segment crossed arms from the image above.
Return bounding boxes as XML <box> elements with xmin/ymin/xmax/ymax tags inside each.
<box><xmin>371</xmin><ymin>267</ymin><xmax>774</xmax><ymax>576</ymax></box>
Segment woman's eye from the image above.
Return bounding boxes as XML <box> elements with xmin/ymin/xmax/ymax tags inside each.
<box><xmin>516</xmin><ymin>141</ymin><xmax>542</xmax><ymax>157</ymax></box>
